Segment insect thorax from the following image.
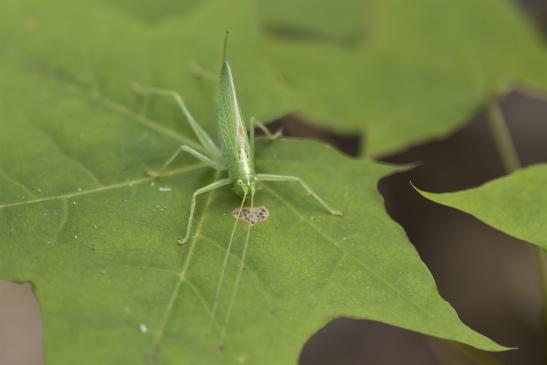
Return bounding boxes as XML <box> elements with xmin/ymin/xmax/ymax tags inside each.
<box><xmin>227</xmin><ymin>145</ymin><xmax>255</xmax><ymax>181</ymax></box>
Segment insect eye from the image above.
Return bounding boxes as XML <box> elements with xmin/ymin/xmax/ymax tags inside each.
<box><xmin>237</xmin><ymin>179</ymin><xmax>243</xmax><ymax>185</ymax></box>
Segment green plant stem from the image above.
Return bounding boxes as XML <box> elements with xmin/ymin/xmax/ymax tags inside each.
<box><xmin>485</xmin><ymin>103</ymin><xmax>520</xmax><ymax>173</ymax></box>
<box><xmin>486</xmin><ymin>101</ymin><xmax>547</xmax><ymax>333</ymax></box>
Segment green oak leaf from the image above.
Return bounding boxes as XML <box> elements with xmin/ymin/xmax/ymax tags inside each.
<box><xmin>260</xmin><ymin>0</ymin><xmax>547</xmax><ymax>155</ymax></box>
<box><xmin>417</xmin><ymin>164</ymin><xmax>547</xmax><ymax>251</ymax></box>
<box><xmin>0</xmin><ymin>1</ymin><xmax>507</xmax><ymax>363</ymax></box>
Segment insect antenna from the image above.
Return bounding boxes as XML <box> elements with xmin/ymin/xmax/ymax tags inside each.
<box><xmin>219</xmin><ymin>191</ymin><xmax>255</xmax><ymax>342</ymax></box>
<box><xmin>209</xmin><ymin>191</ymin><xmax>247</xmax><ymax>330</ymax></box>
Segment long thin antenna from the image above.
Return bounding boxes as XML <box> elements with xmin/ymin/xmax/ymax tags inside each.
<box><xmin>222</xmin><ymin>31</ymin><xmax>230</xmax><ymax>64</ymax></box>
<box><xmin>209</xmin><ymin>191</ymin><xmax>247</xmax><ymax>329</ymax></box>
<box><xmin>220</xmin><ymin>191</ymin><xmax>254</xmax><ymax>342</ymax></box>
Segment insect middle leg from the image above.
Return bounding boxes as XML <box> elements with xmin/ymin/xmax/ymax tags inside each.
<box><xmin>256</xmin><ymin>173</ymin><xmax>343</xmax><ymax>216</ymax></box>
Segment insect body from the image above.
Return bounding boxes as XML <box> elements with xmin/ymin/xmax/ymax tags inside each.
<box><xmin>133</xmin><ymin>33</ymin><xmax>342</xmax><ymax>245</ymax></box>
<box><xmin>216</xmin><ymin>53</ymin><xmax>256</xmax><ymax>196</ymax></box>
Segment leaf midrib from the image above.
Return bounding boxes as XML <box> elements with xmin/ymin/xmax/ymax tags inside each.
<box><xmin>147</xmin><ymin>171</ymin><xmax>221</xmax><ymax>364</ymax></box>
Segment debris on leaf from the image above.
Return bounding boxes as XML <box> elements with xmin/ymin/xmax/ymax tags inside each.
<box><xmin>232</xmin><ymin>206</ymin><xmax>270</xmax><ymax>226</ymax></box>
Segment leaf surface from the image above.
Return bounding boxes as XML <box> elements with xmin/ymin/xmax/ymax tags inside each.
<box><xmin>417</xmin><ymin>164</ymin><xmax>547</xmax><ymax>251</ymax></box>
<box><xmin>0</xmin><ymin>0</ymin><xmax>507</xmax><ymax>364</ymax></box>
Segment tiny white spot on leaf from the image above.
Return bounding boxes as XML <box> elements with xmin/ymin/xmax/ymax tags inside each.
<box><xmin>139</xmin><ymin>323</ymin><xmax>148</xmax><ymax>333</ymax></box>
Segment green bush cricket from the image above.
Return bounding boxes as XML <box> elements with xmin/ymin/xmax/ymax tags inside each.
<box><xmin>133</xmin><ymin>33</ymin><xmax>342</xmax><ymax>244</ymax></box>
<box><xmin>133</xmin><ymin>32</ymin><xmax>342</xmax><ymax>341</ymax></box>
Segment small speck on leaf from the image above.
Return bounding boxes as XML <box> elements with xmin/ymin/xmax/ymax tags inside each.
<box><xmin>139</xmin><ymin>323</ymin><xmax>148</xmax><ymax>333</ymax></box>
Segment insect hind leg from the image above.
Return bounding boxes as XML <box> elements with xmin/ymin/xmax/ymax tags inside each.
<box><xmin>131</xmin><ymin>83</ymin><xmax>222</xmax><ymax>160</ymax></box>
<box><xmin>148</xmin><ymin>145</ymin><xmax>225</xmax><ymax>177</ymax></box>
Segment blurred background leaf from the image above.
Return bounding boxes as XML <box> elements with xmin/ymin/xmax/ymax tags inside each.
<box><xmin>3</xmin><ymin>0</ymin><xmax>546</xmax><ymax>157</ymax></box>
<box><xmin>417</xmin><ymin>164</ymin><xmax>547</xmax><ymax>251</ymax></box>
<box><xmin>259</xmin><ymin>0</ymin><xmax>547</xmax><ymax>155</ymax></box>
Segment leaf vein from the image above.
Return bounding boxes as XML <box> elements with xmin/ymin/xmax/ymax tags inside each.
<box><xmin>29</xmin><ymin>58</ymin><xmax>204</xmax><ymax>151</ymax></box>
<box><xmin>53</xmin><ymin>198</ymin><xmax>69</xmax><ymax>243</ymax></box>
<box><xmin>32</xmin><ymin>125</ymin><xmax>105</xmax><ymax>187</ymax></box>
<box><xmin>263</xmin><ymin>185</ymin><xmax>428</xmax><ymax>317</ymax></box>
<box><xmin>148</xmin><ymin>171</ymin><xmax>221</xmax><ymax>364</ymax></box>
<box><xmin>0</xmin><ymin>167</ymin><xmax>39</xmax><ymax>199</ymax></box>
<box><xmin>0</xmin><ymin>163</ymin><xmax>206</xmax><ymax>209</ymax></box>
<box><xmin>183</xmin><ymin>279</ymin><xmax>216</xmax><ymax>325</ymax></box>
<box><xmin>199</xmin><ymin>234</ymin><xmax>273</xmax><ymax>302</ymax></box>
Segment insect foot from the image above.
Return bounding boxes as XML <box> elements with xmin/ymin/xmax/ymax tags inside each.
<box><xmin>330</xmin><ymin>209</ymin><xmax>343</xmax><ymax>216</ymax></box>
<box><xmin>177</xmin><ymin>237</ymin><xmax>189</xmax><ymax>245</ymax></box>
<box><xmin>147</xmin><ymin>169</ymin><xmax>161</xmax><ymax>178</ymax></box>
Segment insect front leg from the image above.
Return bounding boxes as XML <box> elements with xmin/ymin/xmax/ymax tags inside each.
<box><xmin>148</xmin><ymin>145</ymin><xmax>225</xmax><ymax>177</ymax></box>
<box><xmin>131</xmin><ymin>83</ymin><xmax>222</xmax><ymax>160</ymax></box>
<box><xmin>256</xmin><ymin>173</ymin><xmax>343</xmax><ymax>216</ymax></box>
<box><xmin>179</xmin><ymin>178</ymin><xmax>232</xmax><ymax>245</ymax></box>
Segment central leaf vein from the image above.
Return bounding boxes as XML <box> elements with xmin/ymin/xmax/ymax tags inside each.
<box><xmin>149</xmin><ymin>171</ymin><xmax>222</xmax><ymax>364</ymax></box>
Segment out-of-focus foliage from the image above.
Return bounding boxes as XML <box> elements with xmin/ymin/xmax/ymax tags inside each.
<box><xmin>260</xmin><ymin>0</ymin><xmax>547</xmax><ymax>155</ymax></box>
<box><xmin>418</xmin><ymin>164</ymin><xmax>547</xmax><ymax>251</ymax></box>
<box><xmin>3</xmin><ymin>0</ymin><xmax>545</xmax><ymax>156</ymax></box>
